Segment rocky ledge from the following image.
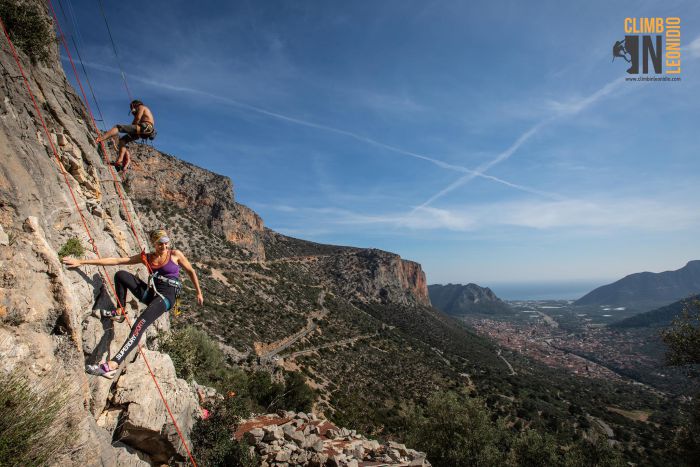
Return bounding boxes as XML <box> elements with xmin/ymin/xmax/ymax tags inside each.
<box><xmin>236</xmin><ymin>411</ymin><xmax>430</xmax><ymax>467</ymax></box>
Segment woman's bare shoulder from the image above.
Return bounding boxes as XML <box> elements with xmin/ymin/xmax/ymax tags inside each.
<box><xmin>170</xmin><ymin>249</ymin><xmax>186</xmax><ymax>261</ymax></box>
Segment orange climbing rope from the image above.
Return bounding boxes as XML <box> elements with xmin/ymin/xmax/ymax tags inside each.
<box><xmin>0</xmin><ymin>13</ymin><xmax>198</xmax><ymax>467</ymax></box>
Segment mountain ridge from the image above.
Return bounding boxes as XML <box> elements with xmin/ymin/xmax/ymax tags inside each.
<box><xmin>575</xmin><ymin>260</ymin><xmax>700</xmax><ymax>311</ymax></box>
<box><xmin>611</xmin><ymin>294</ymin><xmax>700</xmax><ymax>328</ymax></box>
<box><xmin>126</xmin><ymin>145</ymin><xmax>431</xmax><ymax>307</ymax></box>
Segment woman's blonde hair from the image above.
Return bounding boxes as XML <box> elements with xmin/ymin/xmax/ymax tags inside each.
<box><xmin>149</xmin><ymin>229</ymin><xmax>169</xmax><ymax>245</ymax></box>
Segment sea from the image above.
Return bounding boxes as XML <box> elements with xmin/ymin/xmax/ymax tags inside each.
<box><xmin>488</xmin><ymin>280</ymin><xmax>612</xmax><ymax>301</ymax></box>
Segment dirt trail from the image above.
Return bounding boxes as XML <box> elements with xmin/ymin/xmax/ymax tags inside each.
<box><xmin>282</xmin><ymin>332</ymin><xmax>378</xmax><ymax>359</ymax></box>
<box><xmin>497</xmin><ymin>348</ymin><xmax>516</xmax><ymax>376</ymax></box>
<box><xmin>256</xmin><ymin>291</ymin><xmax>329</xmax><ymax>359</ymax></box>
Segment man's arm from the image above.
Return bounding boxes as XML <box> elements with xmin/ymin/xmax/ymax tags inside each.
<box><xmin>133</xmin><ymin>106</ymin><xmax>146</xmax><ymax>125</ymax></box>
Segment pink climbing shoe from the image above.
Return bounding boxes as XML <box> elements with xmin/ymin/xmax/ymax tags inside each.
<box><xmin>97</xmin><ymin>308</ymin><xmax>125</xmax><ymax>323</ymax></box>
<box><xmin>86</xmin><ymin>362</ymin><xmax>116</xmax><ymax>379</ymax></box>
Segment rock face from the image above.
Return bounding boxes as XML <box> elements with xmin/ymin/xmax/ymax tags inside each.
<box><xmin>126</xmin><ymin>145</ymin><xmax>266</xmax><ymax>260</ymax></box>
<box><xmin>313</xmin><ymin>249</ymin><xmax>430</xmax><ymax>306</ymax></box>
<box><xmin>428</xmin><ymin>283</ymin><xmax>512</xmax><ymax>316</ymax></box>
<box><xmin>236</xmin><ymin>411</ymin><xmax>431</xmax><ymax>466</ymax></box>
<box><xmin>125</xmin><ymin>145</ymin><xmax>430</xmax><ymax>306</ymax></box>
<box><xmin>0</xmin><ymin>4</ymin><xmax>199</xmax><ymax>465</ymax></box>
<box><xmin>112</xmin><ymin>350</ymin><xmax>199</xmax><ymax>464</ymax></box>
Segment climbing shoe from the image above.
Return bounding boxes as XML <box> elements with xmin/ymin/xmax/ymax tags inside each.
<box><xmin>98</xmin><ymin>309</ymin><xmax>125</xmax><ymax>323</ymax></box>
<box><xmin>86</xmin><ymin>362</ymin><xmax>116</xmax><ymax>379</ymax></box>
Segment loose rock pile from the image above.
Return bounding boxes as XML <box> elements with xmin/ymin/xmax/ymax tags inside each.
<box><xmin>236</xmin><ymin>411</ymin><xmax>430</xmax><ymax>467</ymax></box>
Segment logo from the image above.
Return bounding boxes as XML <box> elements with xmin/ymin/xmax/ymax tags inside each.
<box><xmin>115</xmin><ymin>318</ymin><xmax>145</xmax><ymax>361</ymax></box>
<box><xmin>614</xmin><ymin>17</ymin><xmax>681</xmax><ymax>81</ymax></box>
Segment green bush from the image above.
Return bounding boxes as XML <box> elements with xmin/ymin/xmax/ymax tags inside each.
<box><xmin>562</xmin><ymin>436</ymin><xmax>625</xmax><ymax>467</ymax></box>
<box><xmin>404</xmin><ymin>390</ymin><xmax>626</xmax><ymax>467</ymax></box>
<box><xmin>282</xmin><ymin>371</ymin><xmax>315</xmax><ymax>413</ymax></box>
<box><xmin>406</xmin><ymin>391</ymin><xmax>508</xmax><ymax>466</ymax></box>
<box><xmin>57</xmin><ymin>237</ymin><xmax>84</xmax><ymax>260</ymax></box>
<box><xmin>507</xmin><ymin>430</ymin><xmax>561</xmax><ymax>467</ymax></box>
<box><xmin>191</xmin><ymin>397</ymin><xmax>258</xmax><ymax>467</ymax></box>
<box><xmin>0</xmin><ymin>0</ymin><xmax>54</xmax><ymax>64</ymax></box>
<box><xmin>0</xmin><ymin>371</ymin><xmax>77</xmax><ymax>466</ymax></box>
<box><xmin>160</xmin><ymin>326</ymin><xmax>227</xmax><ymax>385</ymax></box>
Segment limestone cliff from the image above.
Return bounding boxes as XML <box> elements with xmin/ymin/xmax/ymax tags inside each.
<box><xmin>0</xmin><ymin>6</ymin><xmax>198</xmax><ymax>465</ymax></box>
<box><xmin>308</xmin><ymin>249</ymin><xmax>430</xmax><ymax>306</ymax></box>
<box><xmin>262</xmin><ymin>230</ymin><xmax>431</xmax><ymax>306</ymax></box>
<box><xmin>124</xmin><ymin>147</ymin><xmax>430</xmax><ymax>307</ymax></box>
<box><xmin>125</xmin><ymin>145</ymin><xmax>266</xmax><ymax>260</ymax></box>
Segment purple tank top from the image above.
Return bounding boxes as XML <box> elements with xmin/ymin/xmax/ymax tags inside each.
<box><xmin>150</xmin><ymin>252</ymin><xmax>180</xmax><ymax>279</ymax></box>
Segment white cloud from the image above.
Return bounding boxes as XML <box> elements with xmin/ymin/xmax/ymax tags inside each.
<box><xmin>293</xmin><ymin>198</ymin><xmax>700</xmax><ymax>233</ymax></box>
<box><xmin>686</xmin><ymin>35</ymin><xmax>700</xmax><ymax>58</ymax></box>
<box><xmin>494</xmin><ymin>199</ymin><xmax>696</xmax><ymax>230</ymax></box>
<box><xmin>351</xmin><ymin>89</ymin><xmax>427</xmax><ymax>115</ymax></box>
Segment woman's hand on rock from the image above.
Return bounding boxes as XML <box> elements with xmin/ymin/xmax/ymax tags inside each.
<box><xmin>62</xmin><ymin>257</ymin><xmax>82</xmax><ymax>268</ymax></box>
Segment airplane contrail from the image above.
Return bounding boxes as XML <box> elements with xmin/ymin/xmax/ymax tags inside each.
<box><xmin>67</xmin><ymin>57</ymin><xmax>563</xmax><ymax>200</ymax></box>
<box><xmin>414</xmin><ymin>77</ymin><xmax>626</xmax><ymax>210</ymax></box>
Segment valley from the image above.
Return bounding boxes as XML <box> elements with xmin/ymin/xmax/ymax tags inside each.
<box><xmin>466</xmin><ymin>300</ymin><xmax>696</xmax><ymax>396</ymax></box>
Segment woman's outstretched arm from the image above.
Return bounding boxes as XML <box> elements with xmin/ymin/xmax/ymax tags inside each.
<box><xmin>62</xmin><ymin>253</ymin><xmax>142</xmax><ymax>268</ymax></box>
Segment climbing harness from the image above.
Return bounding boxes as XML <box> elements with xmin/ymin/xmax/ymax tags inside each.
<box><xmin>140</xmin><ymin>250</ymin><xmax>183</xmax><ymax>313</ymax></box>
<box><xmin>135</xmin><ymin>122</ymin><xmax>157</xmax><ymax>141</ymax></box>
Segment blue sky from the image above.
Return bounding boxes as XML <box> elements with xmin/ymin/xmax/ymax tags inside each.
<box><xmin>56</xmin><ymin>0</ymin><xmax>700</xmax><ymax>287</ymax></box>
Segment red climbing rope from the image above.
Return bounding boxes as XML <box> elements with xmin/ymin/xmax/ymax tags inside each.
<box><xmin>47</xmin><ymin>0</ymin><xmax>145</xmax><ymax>253</ymax></box>
<box><xmin>1</xmin><ymin>13</ymin><xmax>198</xmax><ymax>467</ymax></box>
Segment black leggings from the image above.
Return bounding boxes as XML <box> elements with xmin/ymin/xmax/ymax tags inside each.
<box><xmin>113</xmin><ymin>270</ymin><xmax>175</xmax><ymax>365</ymax></box>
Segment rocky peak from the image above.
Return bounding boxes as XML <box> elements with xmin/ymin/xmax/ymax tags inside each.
<box><xmin>127</xmin><ymin>159</ymin><xmax>432</xmax><ymax>307</ymax></box>
<box><xmin>125</xmin><ymin>145</ymin><xmax>266</xmax><ymax>260</ymax></box>
<box><xmin>428</xmin><ymin>283</ymin><xmax>511</xmax><ymax>316</ymax></box>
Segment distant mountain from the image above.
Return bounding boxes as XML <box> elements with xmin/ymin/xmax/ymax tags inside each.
<box><xmin>428</xmin><ymin>283</ymin><xmax>513</xmax><ymax>316</ymax></box>
<box><xmin>575</xmin><ymin>260</ymin><xmax>700</xmax><ymax>311</ymax></box>
<box><xmin>611</xmin><ymin>295</ymin><xmax>700</xmax><ymax>328</ymax></box>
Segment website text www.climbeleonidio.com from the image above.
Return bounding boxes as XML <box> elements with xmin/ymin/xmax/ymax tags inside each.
<box><xmin>625</xmin><ymin>76</ymin><xmax>681</xmax><ymax>81</ymax></box>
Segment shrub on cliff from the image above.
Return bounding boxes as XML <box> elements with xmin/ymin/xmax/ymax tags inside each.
<box><xmin>281</xmin><ymin>371</ymin><xmax>315</xmax><ymax>412</ymax></box>
<box><xmin>0</xmin><ymin>371</ymin><xmax>77</xmax><ymax>466</ymax></box>
<box><xmin>57</xmin><ymin>237</ymin><xmax>84</xmax><ymax>260</ymax></box>
<box><xmin>0</xmin><ymin>0</ymin><xmax>54</xmax><ymax>64</ymax></box>
<box><xmin>160</xmin><ymin>325</ymin><xmax>228</xmax><ymax>384</ymax></box>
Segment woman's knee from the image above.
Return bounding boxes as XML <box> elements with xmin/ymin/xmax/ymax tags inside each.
<box><xmin>115</xmin><ymin>270</ymin><xmax>132</xmax><ymax>283</ymax></box>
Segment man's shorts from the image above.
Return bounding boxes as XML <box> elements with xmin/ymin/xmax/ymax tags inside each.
<box><xmin>117</xmin><ymin>122</ymin><xmax>154</xmax><ymax>145</ymax></box>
